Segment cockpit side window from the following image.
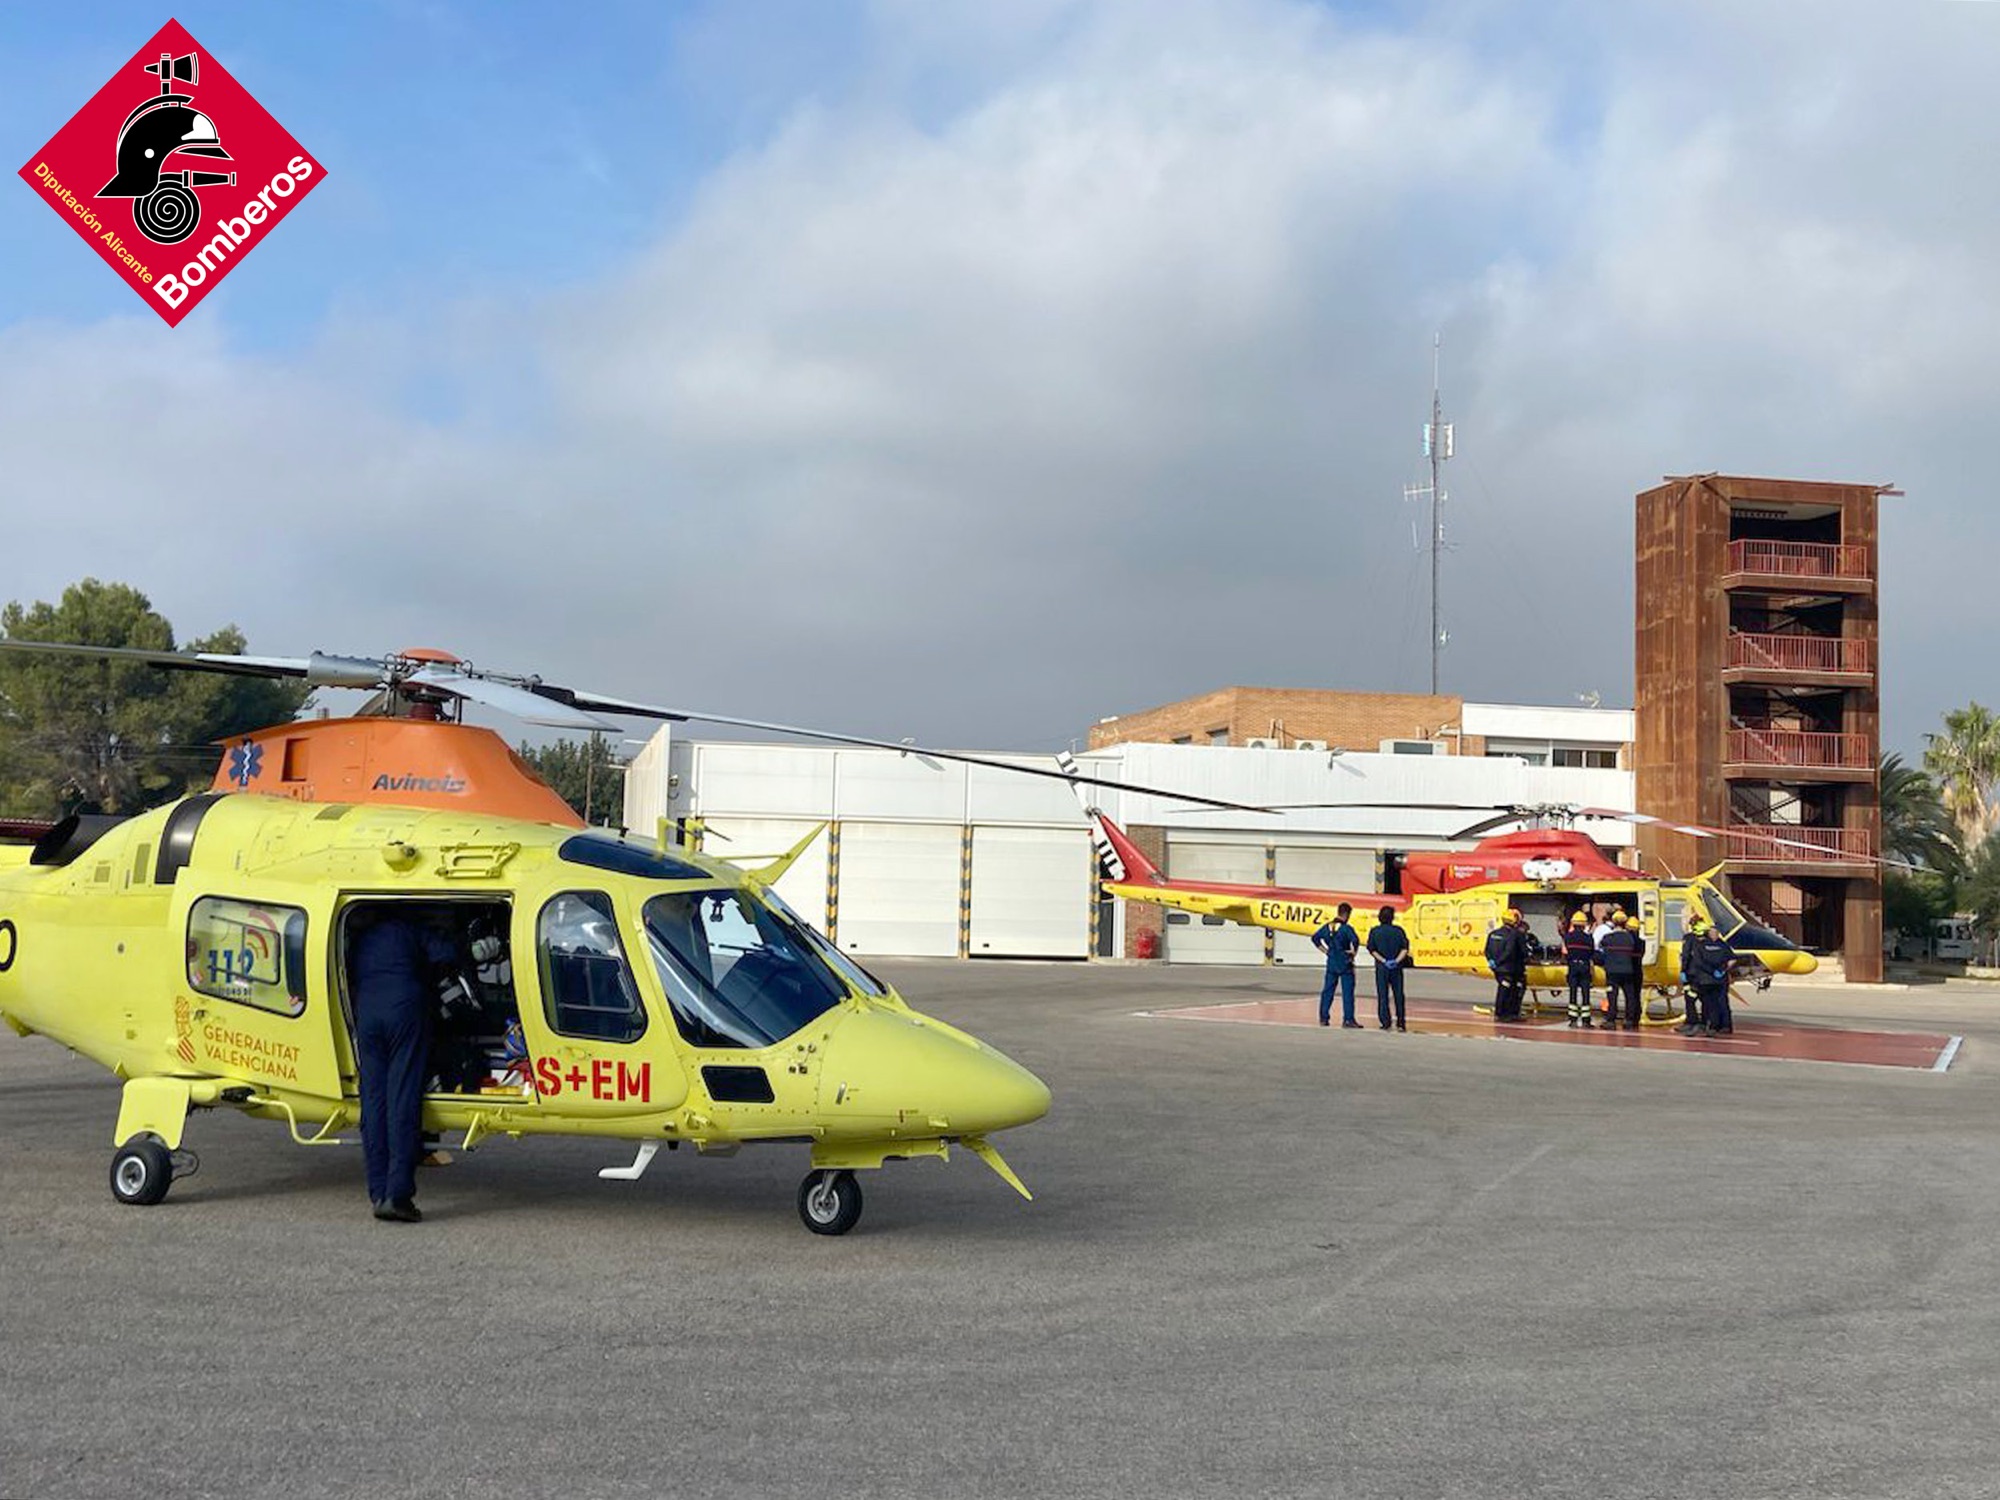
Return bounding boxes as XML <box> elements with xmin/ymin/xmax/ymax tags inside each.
<box><xmin>1698</xmin><ymin>887</ymin><xmax>1748</xmax><ymax>938</ymax></box>
<box><xmin>537</xmin><ymin>891</ymin><xmax>647</xmax><ymax>1043</ymax></box>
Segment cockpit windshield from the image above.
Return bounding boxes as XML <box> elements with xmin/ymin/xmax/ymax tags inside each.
<box><xmin>1698</xmin><ymin>886</ymin><xmax>1749</xmax><ymax>937</ymax></box>
<box><xmin>763</xmin><ymin>890</ymin><xmax>891</xmax><ymax>999</ymax></box>
<box><xmin>642</xmin><ymin>888</ymin><xmax>849</xmax><ymax>1049</ymax></box>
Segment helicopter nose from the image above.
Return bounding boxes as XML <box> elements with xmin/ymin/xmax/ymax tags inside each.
<box><xmin>819</xmin><ymin>1007</ymin><xmax>1050</xmax><ymax>1137</ymax></box>
<box><xmin>1771</xmin><ymin>949</ymin><xmax>1819</xmax><ymax>976</ymax></box>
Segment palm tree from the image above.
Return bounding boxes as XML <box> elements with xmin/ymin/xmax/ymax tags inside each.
<box><xmin>1923</xmin><ymin>703</ymin><xmax>2000</xmax><ymax>851</ymax></box>
<box><xmin>1880</xmin><ymin>752</ymin><xmax>1962</xmax><ymax>873</ymax></box>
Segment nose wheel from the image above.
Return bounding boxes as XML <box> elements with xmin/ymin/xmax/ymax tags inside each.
<box><xmin>798</xmin><ymin>1169</ymin><xmax>863</xmax><ymax>1235</ymax></box>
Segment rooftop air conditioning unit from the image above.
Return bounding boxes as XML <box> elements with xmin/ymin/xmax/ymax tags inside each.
<box><xmin>1380</xmin><ymin>738</ymin><xmax>1443</xmax><ymax>756</ymax></box>
<box><xmin>1244</xmin><ymin>737</ymin><xmax>1279</xmax><ymax>750</ymax></box>
<box><xmin>1294</xmin><ymin>739</ymin><xmax>1328</xmax><ymax>751</ymax></box>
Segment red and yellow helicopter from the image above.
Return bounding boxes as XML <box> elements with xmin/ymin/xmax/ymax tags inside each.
<box><xmin>0</xmin><ymin>641</ymin><xmax>1261</xmax><ymax>1233</ymax></box>
<box><xmin>1058</xmin><ymin>761</ymin><xmax>1823</xmax><ymax>1018</ymax></box>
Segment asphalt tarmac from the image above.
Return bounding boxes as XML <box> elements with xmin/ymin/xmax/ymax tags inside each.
<box><xmin>4</xmin><ymin>961</ymin><xmax>1999</xmax><ymax>1500</ymax></box>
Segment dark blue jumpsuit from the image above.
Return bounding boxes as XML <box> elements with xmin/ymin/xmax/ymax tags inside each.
<box><xmin>1689</xmin><ymin>932</ymin><xmax>1736</xmax><ymax>1034</ymax></box>
<box><xmin>350</xmin><ymin>917</ymin><xmax>454</xmax><ymax>1206</ymax></box>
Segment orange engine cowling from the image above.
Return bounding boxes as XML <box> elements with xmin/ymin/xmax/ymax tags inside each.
<box><xmin>1398</xmin><ymin>829</ymin><xmax>1626</xmax><ymax>896</ymax></box>
<box><xmin>207</xmin><ymin>717</ymin><xmax>585</xmax><ymax>826</ymax></box>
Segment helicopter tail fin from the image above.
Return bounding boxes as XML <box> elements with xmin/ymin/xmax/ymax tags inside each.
<box><xmin>1056</xmin><ymin>752</ymin><xmax>1161</xmax><ymax>886</ymax></box>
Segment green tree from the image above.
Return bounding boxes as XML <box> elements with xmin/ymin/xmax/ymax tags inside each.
<box><xmin>1958</xmin><ymin>830</ymin><xmax>2000</xmax><ymax>959</ymax></box>
<box><xmin>0</xmin><ymin>579</ymin><xmax>308</xmax><ymax>816</ymax></box>
<box><xmin>1880</xmin><ymin>751</ymin><xmax>1961</xmax><ymax>873</ymax></box>
<box><xmin>517</xmin><ymin>732</ymin><xmax>623</xmax><ymax>825</ymax></box>
<box><xmin>1884</xmin><ymin>868</ymin><xmax>1955</xmax><ymax>954</ymax></box>
<box><xmin>1923</xmin><ymin>703</ymin><xmax>2000</xmax><ymax>852</ymax></box>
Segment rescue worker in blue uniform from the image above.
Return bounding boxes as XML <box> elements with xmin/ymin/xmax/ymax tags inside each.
<box><xmin>1367</xmin><ymin>905</ymin><xmax>1411</xmax><ymax>1031</ymax></box>
<box><xmin>1483</xmin><ymin>909</ymin><xmax>1530</xmax><ymax>1022</ymax></box>
<box><xmin>1675</xmin><ymin>914</ymin><xmax>1709</xmax><ymax>1035</ymax></box>
<box><xmin>1597</xmin><ymin>911</ymin><xmax>1643</xmax><ymax>1030</ymax></box>
<box><xmin>1684</xmin><ymin>919</ymin><xmax>1738</xmax><ymax>1035</ymax></box>
<box><xmin>1313</xmin><ymin>903</ymin><xmax>1361</xmax><ymax>1028</ymax></box>
<box><xmin>348</xmin><ymin>907</ymin><xmax>457</xmax><ymax>1223</ymax></box>
<box><xmin>1561</xmin><ymin>911</ymin><xmax>1596</xmax><ymax>1028</ymax></box>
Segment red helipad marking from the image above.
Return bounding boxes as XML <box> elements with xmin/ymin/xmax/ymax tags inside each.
<box><xmin>1145</xmin><ymin>996</ymin><xmax>1961</xmax><ymax>1072</ymax></box>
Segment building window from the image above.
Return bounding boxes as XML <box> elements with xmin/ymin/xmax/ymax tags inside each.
<box><xmin>1551</xmin><ymin>746</ymin><xmax>1620</xmax><ymax>769</ymax></box>
<box><xmin>1171</xmin><ymin>735</ymin><xmax>1193</xmax><ymax>745</ymax></box>
<box><xmin>1208</xmin><ymin>729</ymin><xmax>1229</xmax><ymax>746</ymax></box>
<box><xmin>187</xmin><ymin>897</ymin><xmax>308</xmax><ymax>1017</ymax></box>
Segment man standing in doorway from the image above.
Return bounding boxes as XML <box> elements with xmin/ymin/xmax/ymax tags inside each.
<box><xmin>1562</xmin><ymin>912</ymin><xmax>1597</xmax><ymax>1029</ymax></box>
<box><xmin>1598</xmin><ymin>911</ymin><xmax>1643</xmax><ymax>1031</ymax></box>
<box><xmin>348</xmin><ymin>907</ymin><xmax>456</xmax><ymax>1223</ymax></box>
<box><xmin>1484</xmin><ymin>909</ymin><xmax>1530</xmax><ymax>1022</ymax></box>
<box><xmin>1313</xmin><ymin>902</ymin><xmax>1362</xmax><ymax>1029</ymax></box>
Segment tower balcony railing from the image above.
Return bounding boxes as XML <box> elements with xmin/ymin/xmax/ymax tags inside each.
<box><xmin>1724</xmin><ymin>824</ymin><xmax>1874</xmax><ymax>864</ymax></box>
<box><xmin>1725</xmin><ymin>632</ymin><xmax>1872</xmax><ymax>676</ymax></box>
<box><xmin>1725</xmin><ymin>539</ymin><xmax>1872</xmax><ymax>583</ymax></box>
<box><xmin>1724</xmin><ymin>729</ymin><xmax>1874</xmax><ymax>770</ymax></box>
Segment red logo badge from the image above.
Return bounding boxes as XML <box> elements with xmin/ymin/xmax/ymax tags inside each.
<box><xmin>17</xmin><ymin>19</ymin><xmax>325</xmax><ymax>327</ymax></box>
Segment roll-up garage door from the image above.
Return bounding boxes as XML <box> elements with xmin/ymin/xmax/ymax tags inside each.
<box><xmin>968</xmin><ymin>827</ymin><xmax>1091</xmax><ymax>958</ymax></box>
<box><xmin>700</xmin><ymin>817</ymin><xmax>830</xmax><ymax>931</ymax></box>
<box><xmin>835</xmin><ymin>822</ymin><xmax>962</xmax><ymax>957</ymax></box>
<box><xmin>1162</xmin><ymin>839</ymin><xmax>1266</xmax><ymax>965</ymax></box>
<box><xmin>1271</xmin><ymin>846</ymin><xmax>1380</xmax><ymax>967</ymax></box>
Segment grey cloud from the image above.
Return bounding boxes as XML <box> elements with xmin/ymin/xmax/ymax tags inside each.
<box><xmin>1</xmin><ymin>0</ymin><xmax>1992</xmax><ymax>755</ymax></box>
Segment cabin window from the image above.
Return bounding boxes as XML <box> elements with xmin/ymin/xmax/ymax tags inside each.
<box><xmin>187</xmin><ymin>897</ymin><xmax>309</xmax><ymax>1017</ymax></box>
<box><xmin>537</xmin><ymin>891</ymin><xmax>647</xmax><ymax>1043</ymax></box>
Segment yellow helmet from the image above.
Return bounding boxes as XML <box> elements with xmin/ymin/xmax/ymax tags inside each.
<box><xmin>1503</xmin><ymin>908</ymin><xmax>1523</xmax><ymax>924</ymax></box>
<box><xmin>1611</xmin><ymin>911</ymin><xmax>1629</xmax><ymax>926</ymax></box>
<box><xmin>1686</xmin><ymin>915</ymin><xmax>1708</xmax><ymax>934</ymax></box>
<box><xmin>1569</xmin><ymin>912</ymin><xmax>1587</xmax><ymax>927</ymax></box>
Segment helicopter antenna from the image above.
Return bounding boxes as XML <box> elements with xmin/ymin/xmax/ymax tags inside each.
<box><xmin>1406</xmin><ymin>333</ymin><xmax>1453</xmax><ymax>695</ymax></box>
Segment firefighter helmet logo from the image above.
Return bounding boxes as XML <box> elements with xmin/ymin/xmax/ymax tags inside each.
<box><xmin>97</xmin><ymin>49</ymin><xmax>236</xmax><ymax>245</ymax></box>
<box><xmin>17</xmin><ymin>20</ymin><xmax>325</xmax><ymax>327</ymax></box>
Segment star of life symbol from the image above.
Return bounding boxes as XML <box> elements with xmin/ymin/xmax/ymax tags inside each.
<box><xmin>227</xmin><ymin>740</ymin><xmax>263</xmax><ymax>788</ymax></box>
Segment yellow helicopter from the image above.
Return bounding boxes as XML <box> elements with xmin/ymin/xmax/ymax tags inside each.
<box><xmin>0</xmin><ymin>641</ymin><xmax>1259</xmax><ymax>1233</ymax></box>
<box><xmin>1058</xmin><ymin>765</ymin><xmax>1823</xmax><ymax>1021</ymax></box>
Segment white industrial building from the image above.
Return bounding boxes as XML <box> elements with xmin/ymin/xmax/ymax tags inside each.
<box><xmin>622</xmin><ymin>705</ymin><xmax>1634</xmax><ymax>966</ymax></box>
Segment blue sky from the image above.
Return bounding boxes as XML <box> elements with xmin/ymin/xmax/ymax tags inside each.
<box><xmin>3</xmin><ymin>1</ymin><xmax>1997</xmax><ymax>755</ymax></box>
<box><xmin>3</xmin><ymin>2</ymin><xmax>877</xmax><ymax>346</ymax></box>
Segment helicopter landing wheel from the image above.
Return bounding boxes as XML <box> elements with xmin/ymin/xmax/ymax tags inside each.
<box><xmin>798</xmin><ymin>1169</ymin><xmax>862</xmax><ymax>1236</ymax></box>
<box><xmin>110</xmin><ymin>1138</ymin><xmax>174</xmax><ymax>1207</ymax></box>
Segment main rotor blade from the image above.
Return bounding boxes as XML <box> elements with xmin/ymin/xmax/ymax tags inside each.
<box><xmin>1450</xmin><ymin>811</ymin><xmax>1529</xmax><ymax>840</ymax></box>
<box><xmin>0</xmin><ymin>639</ymin><xmax>391</xmax><ymax>690</ymax></box>
<box><xmin>1593</xmin><ymin>807</ymin><xmax>1926</xmax><ymax>873</ymax></box>
<box><xmin>521</xmin><ymin>686</ymin><xmax>1273</xmax><ymax>813</ymax></box>
<box><xmin>407</xmin><ymin>667</ymin><xmax>617</xmax><ymax>731</ymax></box>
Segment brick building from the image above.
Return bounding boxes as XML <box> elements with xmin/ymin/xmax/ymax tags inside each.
<box><xmin>1087</xmin><ymin>689</ymin><xmax>1630</xmax><ymax>769</ymax></box>
<box><xmin>1634</xmin><ymin>474</ymin><xmax>1887</xmax><ymax>982</ymax></box>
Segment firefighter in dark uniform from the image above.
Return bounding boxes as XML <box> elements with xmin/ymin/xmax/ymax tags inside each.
<box><xmin>1685</xmin><ymin>919</ymin><xmax>1738</xmax><ymax>1035</ymax></box>
<box><xmin>348</xmin><ymin>908</ymin><xmax>457</xmax><ymax>1223</ymax></box>
<box><xmin>1597</xmin><ymin>911</ymin><xmax>1643</xmax><ymax>1030</ymax></box>
<box><xmin>1675</xmin><ymin>914</ymin><xmax>1709</xmax><ymax>1035</ymax></box>
<box><xmin>1561</xmin><ymin>911</ymin><xmax>1596</xmax><ymax>1028</ymax></box>
<box><xmin>1484</xmin><ymin>909</ymin><xmax>1530</xmax><ymax>1022</ymax></box>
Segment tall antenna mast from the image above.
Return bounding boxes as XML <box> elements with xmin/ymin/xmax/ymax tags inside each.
<box><xmin>1421</xmin><ymin>333</ymin><xmax>1453</xmax><ymax>694</ymax></box>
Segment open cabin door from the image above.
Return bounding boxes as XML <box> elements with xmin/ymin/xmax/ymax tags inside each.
<box><xmin>1638</xmin><ymin>887</ymin><xmax>1661</xmax><ymax>967</ymax></box>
